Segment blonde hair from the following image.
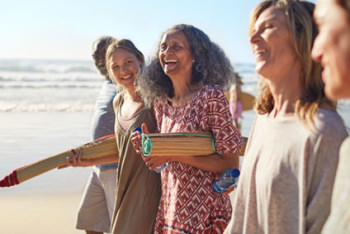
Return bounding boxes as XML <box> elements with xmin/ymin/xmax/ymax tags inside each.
<box><xmin>250</xmin><ymin>0</ymin><xmax>334</xmax><ymax>128</ymax></box>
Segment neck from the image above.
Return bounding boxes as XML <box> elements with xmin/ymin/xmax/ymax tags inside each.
<box><xmin>169</xmin><ymin>81</ymin><xmax>203</xmax><ymax>107</ymax></box>
<box><xmin>125</xmin><ymin>88</ymin><xmax>143</xmax><ymax>103</ymax></box>
<box><xmin>268</xmin><ymin>73</ymin><xmax>303</xmax><ymax>118</ymax></box>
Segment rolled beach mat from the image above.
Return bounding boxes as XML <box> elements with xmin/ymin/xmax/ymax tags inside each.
<box><xmin>0</xmin><ymin>134</ymin><xmax>118</xmax><ymax>187</ymax></box>
<box><xmin>141</xmin><ymin>131</ymin><xmax>247</xmax><ymax>157</ymax></box>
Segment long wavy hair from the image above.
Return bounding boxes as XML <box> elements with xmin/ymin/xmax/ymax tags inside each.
<box><xmin>105</xmin><ymin>39</ymin><xmax>145</xmax><ymax>91</ymax></box>
<box><xmin>250</xmin><ymin>0</ymin><xmax>334</xmax><ymax>128</ymax></box>
<box><xmin>138</xmin><ymin>24</ymin><xmax>235</xmax><ymax>106</ymax></box>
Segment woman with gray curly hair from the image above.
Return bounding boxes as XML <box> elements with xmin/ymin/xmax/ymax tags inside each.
<box><xmin>132</xmin><ymin>24</ymin><xmax>242</xmax><ymax>233</ymax></box>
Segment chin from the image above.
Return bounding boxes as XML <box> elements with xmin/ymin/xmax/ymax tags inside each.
<box><xmin>325</xmin><ymin>89</ymin><xmax>338</xmax><ymax>101</ymax></box>
<box><xmin>254</xmin><ymin>59</ymin><xmax>266</xmax><ymax>72</ymax></box>
<box><xmin>255</xmin><ymin>65</ymin><xmax>267</xmax><ymax>77</ymax></box>
<box><xmin>325</xmin><ymin>85</ymin><xmax>344</xmax><ymax>101</ymax></box>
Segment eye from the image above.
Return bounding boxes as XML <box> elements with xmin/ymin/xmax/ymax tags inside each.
<box><xmin>112</xmin><ymin>65</ymin><xmax>119</xmax><ymax>71</ymax></box>
<box><xmin>160</xmin><ymin>44</ymin><xmax>167</xmax><ymax>52</ymax></box>
<box><xmin>172</xmin><ymin>44</ymin><xmax>181</xmax><ymax>51</ymax></box>
<box><xmin>262</xmin><ymin>21</ymin><xmax>276</xmax><ymax>31</ymax></box>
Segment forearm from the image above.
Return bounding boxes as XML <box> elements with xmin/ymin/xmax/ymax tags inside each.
<box><xmin>172</xmin><ymin>152</ymin><xmax>239</xmax><ymax>173</ymax></box>
<box><xmin>89</xmin><ymin>154</ymin><xmax>118</xmax><ymax>166</ymax></box>
<box><xmin>61</xmin><ymin>152</ymin><xmax>118</xmax><ymax>168</ymax></box>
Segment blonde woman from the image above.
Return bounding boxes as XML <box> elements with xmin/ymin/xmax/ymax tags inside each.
<box><xmin>64</xmin><ymin>39</ymin><xmax>161</xmax><ymax>234</ymax></box>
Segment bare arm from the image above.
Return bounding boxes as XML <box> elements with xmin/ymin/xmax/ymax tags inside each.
<box><xmin>143</xmin><ymin>152</ymin><xmax>238</xmax><ymax>173</ymax></box>
<box><xmin>58</xmin><ymin>151</ymin><xmax>118</xmax><ymax>169</ymax></box>
<box><xmin>174</xmin><ymin>152</ymin><xmax>238</xmax><ymax>172</ymax></box>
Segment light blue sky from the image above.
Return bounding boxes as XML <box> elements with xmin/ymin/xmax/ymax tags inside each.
<box><xmin>0</xmin><ymin>0</ymin><xmax>312</xmax><ymax>64</ymax></box>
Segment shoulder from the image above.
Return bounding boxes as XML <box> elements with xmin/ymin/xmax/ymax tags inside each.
<box><xmin>153</xmin><ymin>96</ymin><xmax>167</xmax><ymax>109</ymax></box>
<box><xmin>313</xmin><ymin>109</ymin><xmax>347</xmax><ymax>138</ymax></box>
<box><xmin>306</xmin><ymin>109</ymin><xmax>348</xmax><ymax>153</ymax></box>
<box><xmin>105</xmin><ymin>79</ymin><xmax>117</xmax><ymax>88</ymax></box>
<box><xmin>199</xmin><ymin>84</ymin><xmax>226</xmax><ymax>100</ymax></box>
<box><xmin>113</xmin><ymin>91</ymin><xmax>126</xmax><ymax>108</ymax></box>
<box><xmin>101</xmin><ymin>80</ymin><xmax>117</xmax><ymax>96</ymax></box>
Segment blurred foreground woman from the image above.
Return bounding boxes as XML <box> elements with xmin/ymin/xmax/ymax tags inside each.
<box><xmin>227</xmin><ymin>1</ymin><xmax>347</xmax><ymax>234</ymax></box>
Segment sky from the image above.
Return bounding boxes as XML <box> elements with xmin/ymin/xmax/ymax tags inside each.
<box><xmin>0</xmin><ymin>0</ymin><xmax>309</xmax><ymax>64</ymax></box>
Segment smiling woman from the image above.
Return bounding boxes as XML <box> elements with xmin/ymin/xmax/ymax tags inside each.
<box><xmin>61</xmin><ymin>39</ymin><xmax>162</xmax><ymax>234</ymax></box>
<box><xmin>133</xmin><ymin>24</ymin><xmax>242</xmax><ymax>233</ymax></box>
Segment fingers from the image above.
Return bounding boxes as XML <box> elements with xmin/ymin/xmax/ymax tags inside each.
<box><xmin>144</xmin><ymin>156</ymin><xmax>168</xmax><ymax>171</ymax></box>
<box><xmin>65</xmin><ymin>149</ymin><xmax>83</xmax><ymax>167</ymax></box>
<box><xmin>141</xmin><ymin>123</ymin><xmax>149</xmax><ymax>134</ymax></box>
<box><xmin>131</xmin><ymin>130</ymin><xmax>143</xmax><ymax>154</ymax></box>
<box><xmin>222</xmin><ymin>185</ymin><xmax>235</xmax><ymax>195</ymax></box>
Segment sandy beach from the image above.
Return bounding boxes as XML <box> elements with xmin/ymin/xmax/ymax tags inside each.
<box><xmin>0</xmin><ymin>187</ymin><xmax>238</xmax><ymax>234</ymax></box>
<box><xmin>0</xmin><ymin>112</ymin><xmax>92</xmax><ymax>233</ymax></box>
<box><xmin>1</xmin><ymin>192</ymin><xmax>83</xmax><ymax>234</ymax></box>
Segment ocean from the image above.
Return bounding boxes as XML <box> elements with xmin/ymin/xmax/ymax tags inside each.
<box><xmin>0</xmin><ymin>59</ymin><xmax>349</xmax><ymax>195</ymax></box>
<box><xmin>0</xmin><ymin>59</ymin><xmax>100</xmax><ymax>112</ymax></box>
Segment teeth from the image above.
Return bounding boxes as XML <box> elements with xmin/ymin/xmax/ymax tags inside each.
<box><xmin>165</xmin><ymin>59</ymin><xmax>177</xmax><ymax>63</ymax></box>
<box><xmin>122</xmin><ymin>75</ymin><xmax>132</xmax><ymax>80</ymax></box>
<box><xmin>255</xmin><ymin>49</ymin><xmax>265</xmax><ymax>55</ymax></box>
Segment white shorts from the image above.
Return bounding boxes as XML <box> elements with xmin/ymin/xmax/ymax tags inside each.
<box><xmin>76</xmin><ymin>167</ymin><xmax>117</xmax><ymax>233</ymax></box>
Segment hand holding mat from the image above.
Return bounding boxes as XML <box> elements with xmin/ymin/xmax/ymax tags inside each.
<box><xmin>0</xmin><ymin>134</ymin><xmax>117</xmax><ymax>187</ymax></box>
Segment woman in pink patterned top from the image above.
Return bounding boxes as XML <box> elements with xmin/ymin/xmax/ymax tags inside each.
<box><xmin>132</xmin><ymin>24</ymin><xmax>242</xmax><ymax>233</ymax></box>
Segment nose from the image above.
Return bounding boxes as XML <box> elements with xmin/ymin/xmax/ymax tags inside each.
<box><xmin>119</xmin><ymin>63</ymin><xmax>128</xmax><ymax>75</ymax></box>
<box><xmin>163</xmin><ymin>46</ymin><xmax>174</xmax><ymax>55</ymax></box>
<box><xmin>249</xmin><ymin>30</ymin><xmax>261</xmax><ymax>45</ymax></box>
<box><xmin>311</xmin><ymin>36</ymin><xmax>323</xmax><ymax>63</ymax></box>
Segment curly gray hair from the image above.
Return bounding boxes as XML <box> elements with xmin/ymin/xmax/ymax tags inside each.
<box><xmin>138</xmin><ymin>24</ymin><xmax>235</xmax><ymax>106</ymax></box>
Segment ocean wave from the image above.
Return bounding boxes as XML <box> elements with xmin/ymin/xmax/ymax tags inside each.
<box><xmin>0</xmin><ymin>59</ymin><xmax>95</xmax><ymax>73</ymax></box>
<box><xmin>0</xmin><ymin>103</ymin><xmax>95</xmax><ymax>112</ymax></box>
<box><xmin>0</xmin><ymin>84</ymin><xmax>102</xmax><ymax>89</ymax></box>
<box><xmin>0</xmin><ymin>76</ymin><xmax>100</xmax><ymax>81</ymax></box>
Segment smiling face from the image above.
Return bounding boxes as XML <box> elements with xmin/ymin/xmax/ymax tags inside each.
<box><xmin>312</xmin><ymin>0</ymin><xmax>350</xmax><ymax>99</ymax></box>
<box><xmin>250</xmin><ymin>7</ymin><xmax>299</xmax><ymax>80</ymax></box>
<box><xmin>92</xmin><ymin>41</ymin><xmax>108</xmax><ymax>76</ymax></box>
<box><xmin>158</xmin><ymin>30</ymin><xmax>194</xmax><ymax>81</ymax></box>
<box><xmin>108</xmin><ymin>48</ymin><xmax>142</xmax><ymax>91</ymax></box>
